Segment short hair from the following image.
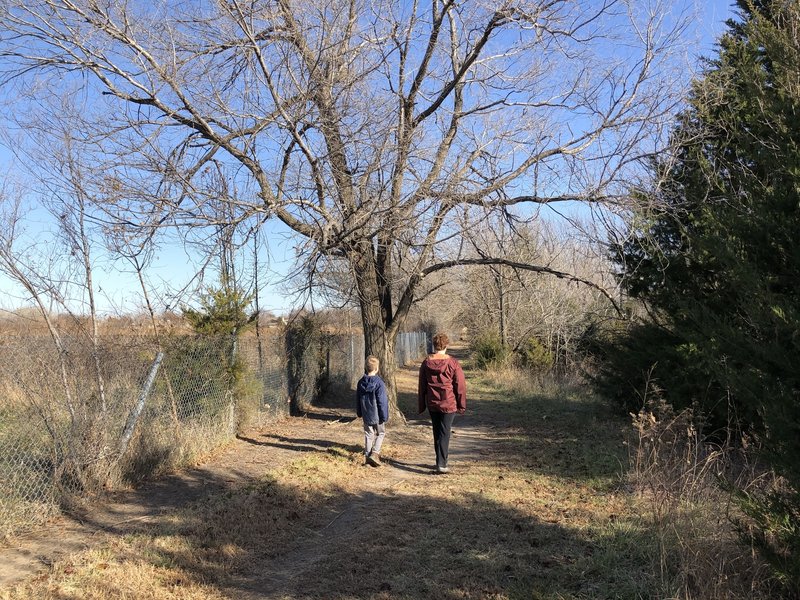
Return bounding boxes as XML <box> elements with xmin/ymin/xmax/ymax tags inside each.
<box><xmin>432</xmin><ymin>333</ymin><xmax>449</xmax><ymax>352</ymax></box>
<box><xmin>365</xmin><ymin>355</ymin><xmax>380</xmax><ymax>373</ymax></box>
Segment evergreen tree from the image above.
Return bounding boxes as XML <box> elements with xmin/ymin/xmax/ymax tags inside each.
<box><xmin>601</xmin><ymin>1</ymin><xmax>800</xmax><ymax>590</ymax></box>
<box><xmin>182</xmin><ymin>286</ymin><xmax>257</xmax><ymax>337</ymax></box>
<box><xmin>181</xmin><ymin>285</ymin><xmax>258</xmax><ymax>399</ymax></box>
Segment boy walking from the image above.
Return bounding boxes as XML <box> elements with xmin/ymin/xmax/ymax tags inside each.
<box><xmin>356</xmin><ymin>355</ymin><xmax>389</xmax><ymax>467</ymax></box>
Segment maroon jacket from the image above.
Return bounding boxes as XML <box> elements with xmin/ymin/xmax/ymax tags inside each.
<box><xmin>418</xmin><ymin>355</ymin><xmax>467</xmax><ymax>414</ymax></box>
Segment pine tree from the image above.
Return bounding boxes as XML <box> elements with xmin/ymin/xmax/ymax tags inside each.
<box><xmin>603</xmin><ymin>1</ymin><xmax>800</xmax><ymax>590</ymax></box>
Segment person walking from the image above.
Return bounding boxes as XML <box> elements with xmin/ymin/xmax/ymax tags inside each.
<box><xmin>418</xmin><ymin>333</ymin><xmax>466</xmax><ymax>474</ymax></box>
<box><xmin>356</xmin><ymin>355</ymin><xmax>389</xmax><ymax>467</ymax></box>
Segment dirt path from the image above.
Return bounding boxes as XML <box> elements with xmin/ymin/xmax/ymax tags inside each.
<box><xmin>229</xmin><ymin>419</ymin><xmax>493</xmax><ymax>599</ymax></box>
<box><xmin>0</xmin><ymin>354</ymin><xmax>499</xmax><ymax>595</ymax></box>
<box><xmin>225</xmin><ymin>351</ymin><xmax>505</xmax><ymax>599</ymax></box>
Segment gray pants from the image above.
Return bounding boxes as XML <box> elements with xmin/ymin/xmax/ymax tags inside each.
<box><xmin>364</xmin><ymin>422</ymin><xmax>386</xmax><ymax>456</ymax></box>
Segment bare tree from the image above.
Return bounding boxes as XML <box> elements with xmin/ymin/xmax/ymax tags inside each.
<box><xmin>0</xmin><ymin>166</ymin><xmax>112</xmax><ymax>489</ymax></box>
<box><xmin>456</xmin><ymin>215</ymin><xmax>617</xmax><ymax>372</ymax></box>
<box><xmin>0</xmin><ymin>183</ymin><xmax>79</xmax><ymax>419</ymax></box>
<box><xmin>465</xmin><ymin>213</ymin><xmax>536</xmax><ymax>348</ymax></box>
<box><xmin>0</xmin><ymin>0</ymin><xmax>691</xmax><ymax>409</ymax></box>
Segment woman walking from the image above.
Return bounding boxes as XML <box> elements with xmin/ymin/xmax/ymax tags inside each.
<box><xmin>418</xmin><ymin>333</ymin><xmax>467</xmax><ymax>474</ymax></box>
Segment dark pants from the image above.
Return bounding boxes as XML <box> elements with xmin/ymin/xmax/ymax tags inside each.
<box><xmin>430</xmin><ymin>411</ymin><xmax>455</xmax><ymax>468</ymax></box>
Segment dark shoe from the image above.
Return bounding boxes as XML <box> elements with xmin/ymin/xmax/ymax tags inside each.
<box><xmin>367</xmin><ymin>453</ymin><xmax>382</xmax><ymax>467</ymax></box>
<box><xmin>364</xmin><ymin>454</ymin><xmax>371</xmax><ymax>466</ymax></box>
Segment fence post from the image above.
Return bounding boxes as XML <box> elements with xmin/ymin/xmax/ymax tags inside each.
<box><xmin>350</xmin><ymin>334</ymin><xmax>355</xmax><ymax>386</ymax></box>
<box><xmin>118</xmin><ymin>351</ymin><xmax>164</xmax><ymax>458</ymax></box>
<box><xmin>228</xmin><ymin>333</ymin><xmax>238</xmax><ymax>435</ymax></box>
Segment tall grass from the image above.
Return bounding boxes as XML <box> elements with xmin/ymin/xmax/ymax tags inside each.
<box><xmin>627</xmin><ymin>397</ymin><xmax>777</xmax><ymax>599</ymax></box>
<box><xmin>473</xmin><ymin>360</ymin><xmax>779</xmax><ymax>598</ymax></box>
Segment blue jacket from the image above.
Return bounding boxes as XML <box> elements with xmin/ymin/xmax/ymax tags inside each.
<box><xmin>356</xmin><ymin>374</ymin><xmax>389</xmax><ymax>425</ymax></box>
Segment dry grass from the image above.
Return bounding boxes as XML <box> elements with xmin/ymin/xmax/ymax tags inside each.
<box><xmin>115</xmin><ymin>419</ymin><xmax>235</xmax><ymax>488</ymax></box>
<box><xmin>1</xmin><ymin>355</ymin><xmax>779</xmax><ymax>599</ymax></box>
<box><xmin>627</xmin><ymin>399</ymin><xmax>777</xmax><ymax>599</ymax></box>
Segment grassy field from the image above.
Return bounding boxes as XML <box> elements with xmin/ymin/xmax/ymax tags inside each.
<box><xmin>1</xmin><ymin>354</ymin><xmax>775</xmax><ymax>599</ymax></box>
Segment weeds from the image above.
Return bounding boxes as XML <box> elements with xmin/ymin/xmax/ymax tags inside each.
<box><xmin>628</xmin><ymin>396</ymin><xmax>777</xmax><ymax>599</ymax></box>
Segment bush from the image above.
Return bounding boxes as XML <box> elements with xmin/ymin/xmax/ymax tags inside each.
<box><xmin>517</xmin><ymin>336</ymin><xmax>554</xmax><ymax>374</ymax></box>
<box><xmin>629</xmin><ymin>397</ymin><xmax>778</xmax><ymax>599</ymax></box>
<box><xmin>285</xmin><ymin>316</ymin><xmax>324</xmax><ymax>414</ymax></box>
<box><xmin>472</xmin><ymin>333</ymin><xmax>511</xmax><ymax>369</ymax></box>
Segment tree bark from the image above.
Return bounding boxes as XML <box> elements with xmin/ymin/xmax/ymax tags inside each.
<box><xmin>363</xmin><ymin>324</ymin><xmax>403</xmax><ymax>423</ymax></box>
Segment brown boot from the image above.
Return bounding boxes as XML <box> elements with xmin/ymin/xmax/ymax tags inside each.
<box><xmin>367</xmin><ymin>453</ymin><xmax>382</xmax><ymax>467</ymax></box>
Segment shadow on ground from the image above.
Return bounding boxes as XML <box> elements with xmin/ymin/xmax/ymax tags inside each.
<box><xmin>464</xmin><ymin>381</ymin><xmax>629</xmax><ymax>485</ymax></box>
<box><xmin>5</xmin><ymin>347</ymin><xmax>654</xmax><ymax>599</ymax></box>
<box><xmin>53</xmin><ymin>466</ymin><xmax>655</xmax><ymax>599</ymax></box>
<box><xmin>397</xmin><ymin>353</ymin><xmax>626</xmax><ymax>486</ymax></box>
<box><xmin>238</xmin><ymin>433</ymin><xmax>362</xmax><ymax>457</ymax></box>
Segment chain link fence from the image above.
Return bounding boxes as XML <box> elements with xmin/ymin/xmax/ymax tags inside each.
<box><xmin>324</xmin><ymin>331</ymin><xmax>428</xmax><ymax>388</ymax></box>
<box><xmin>326</xmin><ymin>333</ymin><xmax>365</xmax><ymax>389</ymax></box>
<box><xmin>0</xmin><ymin>329</ymin><xmax>426</xmax><ymax>538</ymax></box>
<box><xmin>0</xmin><ymin>333</ymin><xmax>288</xmax><ymax>538</ymax></box>
<box><xmin>395</xmin><ymin>331</ymin><xmax>428</xmax><ymax>366</ymax></box>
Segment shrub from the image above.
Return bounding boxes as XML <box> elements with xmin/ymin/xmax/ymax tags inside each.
<box><xmin>285</xmin><ymin>316</ymin><xmax>324</xmax><ymax>414</ymax></box>
<box><xmin>629</xmin><ymin>397</ymin><xmax>777</xmax><ymax>599</ymax></box>
<box><xmin>517</xmin><ymin>336</ymin><xmax>554</xmax><ymax>373</ymax></box>
<box><xmin>471</xmin><ymin>332</ymin><xmax>511</xmax><ymax>369</ymax></box>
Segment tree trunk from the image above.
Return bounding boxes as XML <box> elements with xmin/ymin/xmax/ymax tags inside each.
<box><xmin>361</xmin><ymin>318</ymin><xmax>404</xmax><ymax>423</ymax></box>
<box><xmin>497</xmin><ymin>266</ymin><xmax>507</xmax><ymax>348</ymax></box>
<box><xmin>352</xmin><ymin>242</ymin><xmax>409</xmax><ymax>423</ymax></box>
<box><xmin>357</xmin><ymin>284</ymin><xmax>402</xmax><ymax>414</ymax></box>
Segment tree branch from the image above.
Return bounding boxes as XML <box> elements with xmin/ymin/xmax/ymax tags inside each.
<box><xmin>422</xmin><ymin>258</ymin><xmax>621</xmax><ymax>315</ymax></box>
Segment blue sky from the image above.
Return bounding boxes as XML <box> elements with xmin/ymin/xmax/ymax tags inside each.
<box><xmin>0</xmin><ymin>0</ymin><xmax>737</xmax><ymax>317</ymax></box>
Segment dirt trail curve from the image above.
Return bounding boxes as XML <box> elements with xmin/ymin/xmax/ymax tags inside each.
<box><xmin>0</xmin><ymin>350</ymin><xmax>497</xmax><ymax>593</ymax></box>
<box><xmin>231</xmin><ymin>419</ymin><xmax>493</xmax><ymax>600</ymax></box>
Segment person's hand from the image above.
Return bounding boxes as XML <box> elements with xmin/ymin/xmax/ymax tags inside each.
<box><xmin>457</xmin><ymin>408</ymin><xmax>465</xmax><ymax>415</ymax></box>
